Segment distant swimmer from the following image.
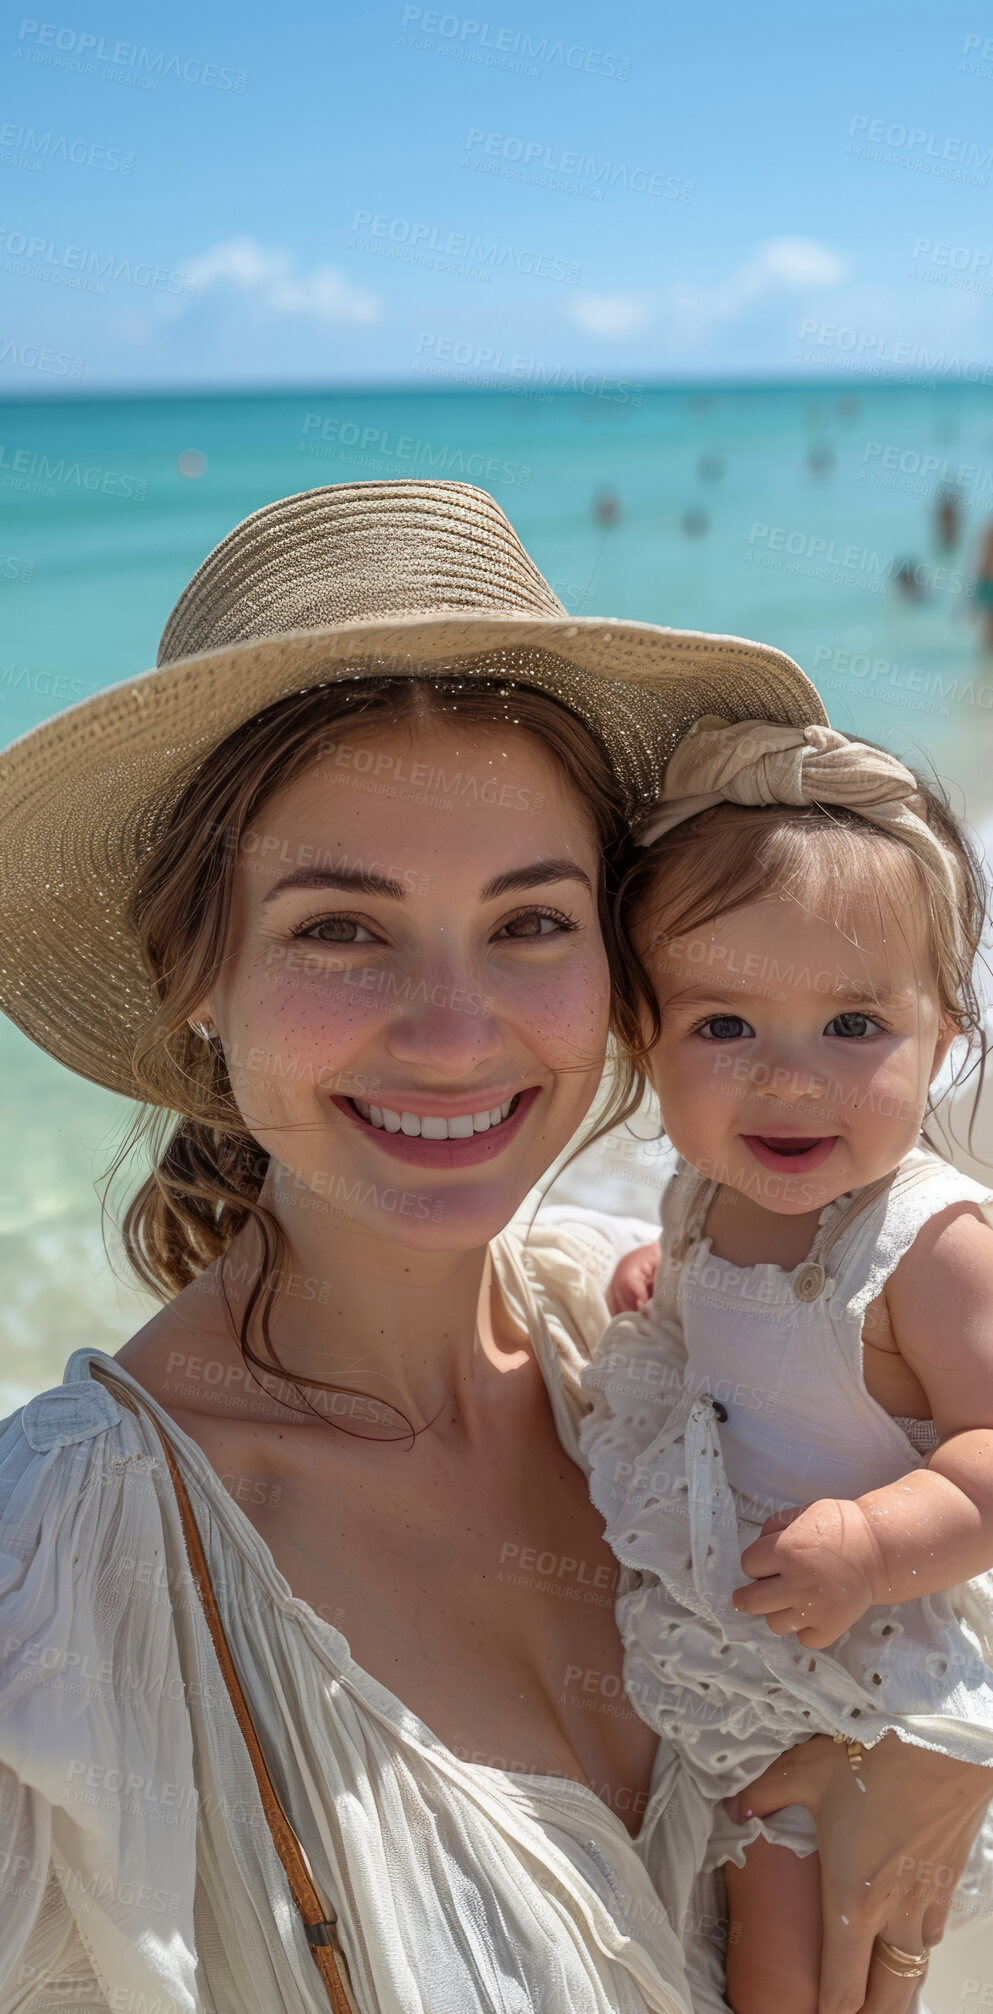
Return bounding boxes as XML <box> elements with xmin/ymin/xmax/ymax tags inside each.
<box><xmin>681</xmin><ymin>508</ymin><xmax>709</xmax><ymax>538</ymax></box>
<box><xmin>697</xmin><ymin>453</ymin><xmax>724</xmax><ymax>482</ymax></box>
<box><xmin>935</xmin><ymin>489</ymin><xmax>961</xmax><ymax>550</ymax></box>
<box><xmin>837</xmin><ymin>396</ymin><xmax>859</xmax><ymax>419</ymax></box>
<box><xmin>807</xmin><ymin>440</ymin><xmax>835</xmax><ymax>477</ymax></box>
<box><xmin>974</xmin><ymin>520</ymin><xmax>993</xmax><ymax>646</ymax></box>
<box><xmin>893</xmin><ymin>557</ymin><xmax>927</xmax><ymax>603</ymax></box>
<box><xmin>593</xmin><ymin>489</ymin><xmax>622</xmax><ymax>526</ymax></box>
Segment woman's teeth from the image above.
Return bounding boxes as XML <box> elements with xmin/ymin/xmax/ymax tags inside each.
<box><xmin>352</xmin><ymin>1096</ymin><xmax>517</xmax><ymax>1139</ymax></box>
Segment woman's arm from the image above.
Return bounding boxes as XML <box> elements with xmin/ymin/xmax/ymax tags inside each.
<box><xmin>727</xmin><ymin>1732</ymin><xmax>991</xmax><ymax>2014</ymax></box>
<box><xmin>733</xmin><ymin>1203</ymin><xmax>993</xmax><ymax>1647</ymax></box>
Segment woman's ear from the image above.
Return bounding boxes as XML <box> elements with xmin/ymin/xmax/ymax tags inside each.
<box><xmin>186</xmin><ymin>995</ymin><xmax>217</xmax><ymax>1042</ymax></box>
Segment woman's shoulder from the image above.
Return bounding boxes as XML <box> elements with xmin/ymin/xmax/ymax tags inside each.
<box><xmin>0</xmin><ymin>1354</ymin><xmax>201</xmax><ymax>1993</ymax></box>
<box><xmin>0</xmin><ymin>1349</ymin><xmax>166</xmax><ymax>1607</ymax></box>
<box><xmin>1</xmin><ymin>1351</ymin><xmax>137</xmax><ymax>1488</ymax></box>
<box><xmin>3</xmin><ymin>1358</ymin><xmax>124</xmax><ymax>1454</ymax></box>
<box><xmin>0</xmin><ymin>1351</ymin><xmax>190</xmax><ymax>1770</ymax></box>
<box><xmin>500</xmin><ymin>1203</ymin><xmax>660</xmax><ymax>1322</ymax></box>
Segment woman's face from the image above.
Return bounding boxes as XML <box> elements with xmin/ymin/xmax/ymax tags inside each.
<box><xmin>198</xmin><ymin>718</ymin><xmax>611</xmax><ymax>1251</ymax></box>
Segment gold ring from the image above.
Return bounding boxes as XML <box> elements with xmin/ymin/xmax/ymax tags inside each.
<box><xmin>872</xmin><ymin>1934</ymin><xmax>930</xmax><ymax>1980</ymax></box>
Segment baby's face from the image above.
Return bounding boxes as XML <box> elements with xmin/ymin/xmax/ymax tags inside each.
<box><xmin>639</xmin><ymin>893</ymin><xmax>954</xmax><ymax>1216</ymax></box>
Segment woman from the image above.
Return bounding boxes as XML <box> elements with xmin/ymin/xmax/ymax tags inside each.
<box><xmin>0</xmin><ymin>480</ymin><xmax>986</xmax><ymax>2014</ymax></box>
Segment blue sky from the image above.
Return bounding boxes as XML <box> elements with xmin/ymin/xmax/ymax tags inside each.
<box><xmin>2</xmin><ymin>0</ymin><xmax>993</xmax><ymax>390</ymax></box>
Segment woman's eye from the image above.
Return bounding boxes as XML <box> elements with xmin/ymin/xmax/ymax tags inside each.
<box><xmin>824</xmin><ymin>1011</ymin><xmax>881</xmax><ymax>1039</ymax></box>
<box><xmin>697</xmin><ymin>1014</ymin><xmax>754</xmax><ymax>1041</ymax></box>
<box><xmin>293</xmin><ymin>915</ymin><xmax>377</xmax><ymax>944</ymax></box>
<box><xmin>497</xmin><ymin>908</ymin><xmax>576</xmax><ymax>941</ymax></box>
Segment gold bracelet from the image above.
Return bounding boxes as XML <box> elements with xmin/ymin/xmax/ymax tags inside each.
<box><xmin>832</xmin><ymin>1731</ymin><xmax>863</xmax><ymax>1774</ymax></box>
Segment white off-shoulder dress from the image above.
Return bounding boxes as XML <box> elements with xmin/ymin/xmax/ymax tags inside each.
<box><xmin>581</xmin><ymin>1150</ymin><xmax>993</xmax><ymax>1900</ymax></box>
<box><xmin>0</xmin><ymin>1211</ymin><xmax>738</xmax><ymax>2014</ymax></box>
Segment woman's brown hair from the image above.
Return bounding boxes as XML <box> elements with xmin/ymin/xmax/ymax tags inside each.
<box><xmin>116</xmin><ymin>673</ymin><xmax>646</xmax><ymax>1407</ymax></box>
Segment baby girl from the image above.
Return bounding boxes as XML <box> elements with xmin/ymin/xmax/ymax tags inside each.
<box><xmin>582</xmin><ymin>719</ymin><xmax>993</xmax><ymax>2013</ymax></box>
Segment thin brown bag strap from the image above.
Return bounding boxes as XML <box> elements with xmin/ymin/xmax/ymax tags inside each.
<box><xmin>92</xmin><ymin>1367</ymin><xmax>357</xmax><ymax>2014</ymax></box>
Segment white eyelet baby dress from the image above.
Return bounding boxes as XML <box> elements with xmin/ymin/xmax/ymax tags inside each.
<box><xmin>580</xmin><ymin>1146</ymin><xmax>993</xmax><ymax>1905</ymax></box>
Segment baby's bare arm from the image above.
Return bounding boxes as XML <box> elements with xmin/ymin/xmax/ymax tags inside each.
<box><xmin>734</xmin><ymin>1201</ymin><xmax>993</xmax><ymax>1646</ymax></box>
<box><xmin>859</xmin><ymin>1200</ymin><xmax>993</xmax><ymax>1597</ymax></box>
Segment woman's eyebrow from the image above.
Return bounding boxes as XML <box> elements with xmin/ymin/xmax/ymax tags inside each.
<box><xmin>262</xmin><ymin>867</ymin><xmax>408</xmax><ymax>904</ymax></box>
<box><xmin>482</xmin><ymin>859</ymin><xmax>593</xmax><ymax>899</ymax></box>
<box><xmin>260</xmin><ymin>859</ymin><xmax>594</xmax><ymax>906</ymax></box>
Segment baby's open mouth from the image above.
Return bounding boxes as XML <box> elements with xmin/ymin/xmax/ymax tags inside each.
<box><xmin>348</xmin><ymin>1094</ymin><xmax>520</xmax><ymax>1139</ymax></box>
<box><xmin>753</xmin><ymin>1135</ymin><xmax>822</xmax><ymax>1156</ymax></box>
<box><xmin>742</xmin><ymin>1133</ymin><xmax>838</xmax><ymax>1172</ymax></box>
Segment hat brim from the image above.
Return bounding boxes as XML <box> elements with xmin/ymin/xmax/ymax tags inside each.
<box><xmin>0</xmin><ymin>608</ymin><xmax>827</xmax><ymax>1097</ymax></box>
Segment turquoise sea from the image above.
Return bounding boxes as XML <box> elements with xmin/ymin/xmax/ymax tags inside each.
<box><xmin>3</xmin><ymin>379</ymin><xmax>993</xmax><ymax>1402</ymax></box>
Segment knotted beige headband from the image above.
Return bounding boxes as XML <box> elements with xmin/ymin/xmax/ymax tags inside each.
<box><xmin>635</xmin><ymin>716</ymin><xmax>963</xmax><ymax>931</ymax></box>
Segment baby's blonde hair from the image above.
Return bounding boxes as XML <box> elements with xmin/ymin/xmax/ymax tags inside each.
<box><xmin>617</xmin><ymin>743</ymin><xmax>989</xmax><ymax>1156</ymax></box>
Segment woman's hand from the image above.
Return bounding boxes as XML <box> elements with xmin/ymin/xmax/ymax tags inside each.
<box><xmin>725</xmin><ymin>1733</ymin><xmax>991</xmax><ymax>2014</ymax></box>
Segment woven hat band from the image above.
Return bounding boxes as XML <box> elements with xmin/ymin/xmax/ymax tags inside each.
<box><xmin>157</xmin><ymin>480</ymin><xmax>566</xmax><ymax>665</ymax></box>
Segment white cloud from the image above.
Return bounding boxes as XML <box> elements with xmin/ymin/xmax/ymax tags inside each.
<box><xmin>570</xmin><ymin>292</ymin><xmax>651</xmax><ymax>337</ymax></box>
<box><xmin>184</xmin><ymin>236</ymin><xmax>382</xmax><ymax>326</ymax></box>
<box><xmin>185</xmin><ymin>237</ymin><xmax>289</xmax><ymax>289</ymax></box>
<box><xmin>662</xmin><ymin>237</ymin><xmax>852</xmax><ymax>345</ymax></box>
<box><xmin>753</xmin><ymin>238</ymin><xmax>850</xmax><ymax>287</ymax></box>
<box><xmin>568</xmin><ymin>237</ymin><xmax>850</xmax><ymax>347</ymax></box>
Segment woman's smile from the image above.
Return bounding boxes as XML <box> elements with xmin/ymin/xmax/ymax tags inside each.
<box><xmin>333</xmin><ymin>1085</ymin><xmax>540</xmax><ymax>1167</ymax></box>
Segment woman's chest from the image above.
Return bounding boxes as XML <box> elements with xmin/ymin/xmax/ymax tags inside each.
<box><xmin>178</xmin><ymin>1406</ymin><xmax>660</xmax><ymax>1834</ymax></box>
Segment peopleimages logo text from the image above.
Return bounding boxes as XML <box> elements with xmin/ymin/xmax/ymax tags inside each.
<box><xmin>0</xmin><ymin>121</ymin><xmax>133</xmax><ymax>172</ymax></box>
<box><xmin>847</xmin><ymin>114</ymin><xmax>992</xmax><ymax>170</ymax></box>
<box><xmin>349</xmin><ymin>211</ymin><xmax>580</xmax><ymax>283</ymax></box>
<box><xmin>464</xmin><ymin>128</ymin><xmax>692</xmax><ymax>199</ymax></box>
<box><xmin>0</xmin><ymin>445</ymin><xmax>147</xmax><ymax>497</ymax></box>
<box><xmin>0</xmin><ymin>230</ymin><xmax>194</xmax><ymax>295</ymax></box>
<box><xmin>16</xmin><ymin>19</ymin><xmax>248</xmax><ymax>89</ymax></box>
<box><xmin>400</xmin><ymin>10</ymin><xmax>631</xmax><ymax>77</ymax></box>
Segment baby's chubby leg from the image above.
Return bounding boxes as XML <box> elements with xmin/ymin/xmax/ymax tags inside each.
<box><xmin>724</xmin><ymin>1835</ymin><xmax>821</xmax><ymax>2014</ymax></box>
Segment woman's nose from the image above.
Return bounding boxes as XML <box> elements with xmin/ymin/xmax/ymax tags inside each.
<box><xmin>384</xmin><ymin>975</ymin><xmax>503</xmax><ymax>1075</ymax></box>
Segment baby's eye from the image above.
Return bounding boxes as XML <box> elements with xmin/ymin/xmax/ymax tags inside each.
<box><xmin>824</xmin><ymin>1011</ymin><xmax>882</xmax><ymax>1039</ymax></box>
<box><xmin>696</xmin><ymin>1014</ymin><xmax>754</xmax><ymax>1041</ymax></box>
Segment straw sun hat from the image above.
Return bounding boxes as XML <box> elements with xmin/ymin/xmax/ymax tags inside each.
<box><xmin>0</xmin><ymin>479</ymin><xmax>826</xmax><ymax>1098</ymax></box>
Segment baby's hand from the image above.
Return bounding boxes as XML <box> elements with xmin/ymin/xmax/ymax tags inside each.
<box><xmin>731</xmin><ymin>1499</ymin><xmax>883</xmax><ymax>1649</ymax></box>
<box><xmin>606</xmin><ymin>1242</ymin><xmax>661</xmax><ymax>1316</ymax></box>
